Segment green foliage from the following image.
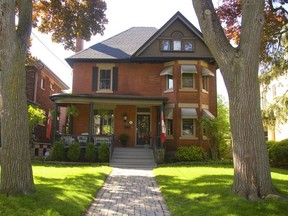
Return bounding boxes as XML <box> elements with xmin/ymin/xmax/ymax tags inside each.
<box><xmin>154</xmin><ymin>166</ymin><xmax>288</xmax><ymax>216</ymax></box>
<box><xmin>85</xmin><ymin>142</ymin><xmax>98</xmax><ymax>162</ymax></box>
<box><xmin>98</xmin><ymin>142</ymin><xmax>109</xmax><ymax>162</ymax></box>
<box><xmin>262</xmin><ymin>95</ymin><xmax>288</xmax><ymax>127</ymax></box>
<box><xmin>268</xmin><ymin>139</ymin><xmax>288</xmax><ymax>167</ymax></box>
<box><xmin>28</xmin><ymin>105</ymin><xmax>46</xmax><ymax>130</ymax></box>
<box><xmin>67</xmin><ymin>141</ymin><xmax>80</xmax><ymax>162</ymax></box>
<box><xmin>66</xmin><ymin>105</ymin><xmax>79</xmax><ymax>117</ymax></box>
<box><xmin>51</xmin><ymin>141</ymin><xmax>65</xmax><ymax>161</ymax></box>
<box><xmin>119</xmin><ymin>133</ymin><xmax>129</xmax><ymax>144</ymax></box>
<box><xmin>200</xmin><ymin>95</ymin><xmax>231</xmax><ymax>160</ymax></box>
<box><xmin>33</xmin><ymin>0</ymin><xmax>108</xmax><ymax>50</ymax></box>
<box><xmin>0</xmin><ymin>164</ymin><xmax>111</xmax><ymax>216</ymax></box>
<box><xmin>175</xmin><ymin>146</ymin><xmax>204</xmax><ymax>162</ymax></box>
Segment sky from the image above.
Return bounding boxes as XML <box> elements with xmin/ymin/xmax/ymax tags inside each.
<box><xmin>30</xmin><ymin>0</ymin><xmax>228</xmax><ymax>98</ymax></box>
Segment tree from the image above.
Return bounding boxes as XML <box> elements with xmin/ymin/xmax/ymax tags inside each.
<box><xmin>217</xmin><ymin>0</ymin><xmax>288</xmax><ymax>125</ymax></box>
<box><xmin>200</xmin><ymin>95</ymin><xmax>231</xmax><ymax>160</ymax></box>
<box><xmin>192</xmin><ymin>1</ymin><xmax>276</xmax><ymax>200</ymax></box>
<box><xmin>0</xmin><ymin>0</ymin><xmax>107</xmax><ymax>195</ymax></box>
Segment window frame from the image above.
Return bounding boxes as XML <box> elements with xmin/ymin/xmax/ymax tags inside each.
<box><xmin>202</xmin><ymin>76</ymin><xmax>208</xmax><ymax>92</ymax></box>
<box><xmin>166</xmin><ymin>119</ymin><xmax>173</xmax><ymax>136</ymax></box>
<box><xmin>98</xmin><ymin>68</ymin><xmax>112</xmax><ymax>91</ymax></box>
<box><xmin>40</xmin><ymin>77</ymin><xmax>45</xmax><ymax>90</ymax></box>
<box><xmin>93</xmin><ymin>110</ymin><xmax>114</xmax><ymax>135</ymax></box>
<box><xmin>181</xmin><ymin>73</ymin><xmax>195</xmax><ymax>89</ymax></box>
<box><xmin>181</xmin><ymin>118</ymin><xmax>196</xmax><ymax>137</ymax></box>
<box><xmin>166</xmin><ymin>75</ymin><xmax>173</xmax><ymax>91</ymax></box>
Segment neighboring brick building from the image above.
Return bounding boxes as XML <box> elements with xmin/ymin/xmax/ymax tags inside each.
<box><xmin>26</xmin><ymin>60</ymin><xmax>69</xmax><ymax>156</ymax></box>
<box><xmin>50</xmin><ymin>12</ymin><xmax>217</xmax><ymax>156</ymax></box>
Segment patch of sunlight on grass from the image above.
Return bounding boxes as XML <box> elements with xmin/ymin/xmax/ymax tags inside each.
<box><xmin>154</xmin><ymin>165</ymin><xmax>288</xmax><ymax>216</ymax></box>
<box><xmin>0</xmin><ymin>164</ymin><xmax>111</xmax><ymax>216</ymax></box>
<box><xmin>186</xmin><ymin>193</ymin><xmax>208</xmax><ymax>200</ymax></box>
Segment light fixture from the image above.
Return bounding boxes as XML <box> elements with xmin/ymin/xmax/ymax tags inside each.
<box><xmin>122</xmin><ymin>113</ymin><xmax>128</xmax><ymax>122</ymax></box>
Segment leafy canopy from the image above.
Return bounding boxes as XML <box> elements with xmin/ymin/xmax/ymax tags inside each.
<box><xmin>32</xmin><ymin>0</ymin><xmax>108</xmax><ymax>50</ymax></box>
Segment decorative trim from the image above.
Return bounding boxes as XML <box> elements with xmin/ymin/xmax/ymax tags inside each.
<box><xmin>178</xmin><ymin>103</ymin><xmax>199</xmax><ymax>108</ymax></box>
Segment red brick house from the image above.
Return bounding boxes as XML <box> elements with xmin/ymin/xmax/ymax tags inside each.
<box><xmin>26</xmin><ymin>60</ymin><xmax>69</xmax><ymax>156</ymax></box>
<box><xmin>50</xmin><ymin>12</ymin><xmax>217</xmax><ymax>156</ymax></box>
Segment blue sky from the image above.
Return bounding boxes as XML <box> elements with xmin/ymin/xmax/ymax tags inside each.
<box><xmin>30</xmin><ymin>0</ymin><xmax>228</xmax><ymax>98</ymax></box>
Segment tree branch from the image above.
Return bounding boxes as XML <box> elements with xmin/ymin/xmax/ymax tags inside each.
<box><xmin>268</xmin><ymin>0</ymin><xmax>288</xmax><ymax>15</ymax></box>
<box><xmin>16</xmin><ymin>0</ymin><xmax>32</xmax><ymax>51</ymax></box>
<box><xmin>192</xmin><ymin>0</ymin><xmax>235</xmax><ymax>69</ymax></box>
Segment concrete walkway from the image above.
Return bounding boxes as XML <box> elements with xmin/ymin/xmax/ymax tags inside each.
<box><xmin>86</xmin><ymin>168</ymin><xmax>171</xmax><ymax>216</ymax></box>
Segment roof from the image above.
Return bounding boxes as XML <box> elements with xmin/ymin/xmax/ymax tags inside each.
<box><xmin>67</xmin><ymin>27</ymin><xmax>158</xmax><ymax>62</ymax></box>
<box><xmin>66</xmin><ymin>11</ymin><xmax>212</xmax><ymax>66</ymax></box>
<box><xmin>50</xmin><ymin>93</ymin><xmax>168</xmax><ymax>105</ymax></box>
<box><xmin>35</xmin><ymin>60</ymin><xmax>69</xmax><ymax>90</ymax></box>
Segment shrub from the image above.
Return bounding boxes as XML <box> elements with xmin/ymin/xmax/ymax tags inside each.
<box><xmin>175</xmin><ymin>146</ymin><xmax>204</xmax><ymax>162</ymax></box>
<box><xmin>85</xmin><ymin>142</ymin><xmax>98</xmax><ymax>162</ymax></box>
<box><xmin>268</xmin><ymin>139</ymin><xmax>288</xmax><ymax>167</ymax></box>
<box><xmin>51</xmin><ymin>141</ymin><xmax>65</xmax><ymax>161</ymax></box>
<box><xmin>67</xmin><ymin>141</ymin><xmax>80</xmax><ymax>162</ymax></box>
<box><xmin>98</xmin><ymin>142</ymin><xmax>109</xmax><ymax>162</ymax></box>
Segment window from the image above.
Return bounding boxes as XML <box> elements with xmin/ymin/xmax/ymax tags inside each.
<box><xmin>202</xmin><ymin>76</ymin><xmax>208</xmax><ymax>91</ymax></box>
<box><xmin>161</xmin><ymin>40</ymin><xmax>171</xmax><ymax>51</ymax></box>
<box><xmin>160</xmin><ymin>31</ymin><xmax>194</xmax><ymax>52</ymax></box>
<box><xmin>173</xmin><ymin>40</ymin><xmax>181</xmax><ymax>51</ymax></box>
<box><xmin>182</xmin><ymin>73</ymin><xmax>195</xmax><ymax>88</ymax></box>
<box><xmin>99</xmin><ymin>69</ymin><xmax>112</xmax><ymax>90</ymax></box>
<box><xmin>40</xmin><ymin>77</ymin><xmax>45</xmax><ymax>90</ymax></box>
<box><xmin>183</xmin><ymin>40</ymin><xmax>193</xmax><ymax>51</ymax></box>
<box><xmin>182</xmin><ymin>119</ymin><xmax>195</xmax><ymax>136</ymax></box>
<box><xmin>93</xmin><ymin>110</ymin><xmax>114</xmax><ymax>135</ymax></box>
<box><xmin>50</xmin><ymin>83</ymin><xmax>54</xmax><ymax>91</ymax></box>
<box><xmin>167</xmin><ymin>75</ymin><xmax>173</xmax><ymax>90</ymax></box>
<box><xmin>166</xmin><ymin>119</ymin><xmax>173</xmax><ymax>136</ymax></box>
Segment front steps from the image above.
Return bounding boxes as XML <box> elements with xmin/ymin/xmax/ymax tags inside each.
<box><xmin>110</xmin><ymin>147</ymin><xmax>156</xmax><ymax>168</ymax></box>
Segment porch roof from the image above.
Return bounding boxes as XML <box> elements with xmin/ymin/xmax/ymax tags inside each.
<box><xmin>50</xmin><ymin>93</ymin><xmax>169</xmax><ymax>106</ymax></box>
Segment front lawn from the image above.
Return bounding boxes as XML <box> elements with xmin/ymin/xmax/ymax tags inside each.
<box><xmin>153</xmin><ymin>165</ymin><xmax>288</xmax><ymax>216</ymax></box>
<box><xmin>0</xmin><ymin>164</ymin><xmax>111</xmax><ymax>216</ymax></box>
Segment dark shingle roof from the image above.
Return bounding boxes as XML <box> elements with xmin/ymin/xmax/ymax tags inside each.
<box><xmin>68</xmin><ymin>27</ymin><xmax>158</xmax><ymax>60</ymax></box>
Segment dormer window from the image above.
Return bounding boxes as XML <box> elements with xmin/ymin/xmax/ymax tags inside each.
<box><xmin>160</xmin><ymin>31</ymin><xmax>194</xmax><ymax>52</ymax></box>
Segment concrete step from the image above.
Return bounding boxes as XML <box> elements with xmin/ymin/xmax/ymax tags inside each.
<box><xmin>110</xmin><ymin>147</ymin><xmax>156</xmax><ymax>168</ymax></box>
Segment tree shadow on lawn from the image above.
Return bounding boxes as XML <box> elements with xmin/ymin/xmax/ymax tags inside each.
<box><xmin>0</xmin><ymin>172</ymin><xmax>109</xmax><ymax>216</ymax></box>
<box><xmin>156</xmin><ymin>173</ymin><xmax>288</xmax><ymax>216</ymax></box>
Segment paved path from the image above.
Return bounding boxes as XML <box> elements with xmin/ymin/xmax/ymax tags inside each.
<box><xmin>86</xmin><ymin>168</ymin><xmax>171</xmax><ymax>216</ymax></box>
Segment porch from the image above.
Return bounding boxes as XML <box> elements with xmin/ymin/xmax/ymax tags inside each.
<box><xmin>50</xmin><ymin>93</ymin><xmax>168</xmax><ymax>148</ymax></box>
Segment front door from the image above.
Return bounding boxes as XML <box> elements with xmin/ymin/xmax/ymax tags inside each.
<box><xmin>136</xmin><ymin>114</ymin><xmax>150</xmax><ymax>145</ymax></box>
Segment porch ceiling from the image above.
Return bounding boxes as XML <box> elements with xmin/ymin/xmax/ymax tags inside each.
<box><xmin>50</xmin><ymin>93</ymin><xmax>169</xmax><ymax>106</ymax></box>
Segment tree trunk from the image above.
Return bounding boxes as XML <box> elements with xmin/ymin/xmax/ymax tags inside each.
<box><xmin>0</xmin><ymin>0</ymin><xmax>34</xmax><ymax>195</ymax></box>
<box><xmin>192</xmin><ymin>0</ymin><xmax>275</xmax><ymax>199</ymax></box>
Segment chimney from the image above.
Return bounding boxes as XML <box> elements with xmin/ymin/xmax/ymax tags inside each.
<box><xmin>76</xmin><ymin>37</ymin><xmax>84</xmax><ymax>52</ymax></box>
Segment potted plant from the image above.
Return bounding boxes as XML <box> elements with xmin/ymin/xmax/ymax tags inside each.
<box><xmin>119</xmin><ymin>133</ymin><xmax>129</xmax><ymax>146</ymax></box>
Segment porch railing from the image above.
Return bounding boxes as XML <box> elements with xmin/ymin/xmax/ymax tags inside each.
<box><xmin>56</xmin><ymin>134</ymin><xmax>114</xmax><ymax>148</ymax></box>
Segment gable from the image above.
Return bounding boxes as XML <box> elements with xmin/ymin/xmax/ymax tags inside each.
<box><xmin>133</xmin><ymin>12</ymin><xmax>214</xmax><ymax>61</ymax></box>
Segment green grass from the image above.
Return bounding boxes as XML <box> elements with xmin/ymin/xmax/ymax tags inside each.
<box><xmin>153</xmin><ymin>165</ymin><xmax>288</xmax><ymax>216</ymax></box>
<box><xmin>0</xmin><ymin>164</ymin><xmax>111</xmax><ymax>216</ymax></box>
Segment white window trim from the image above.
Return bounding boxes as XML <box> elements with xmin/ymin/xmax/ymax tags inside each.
<box><xmin>40</xmin><ymin>77</ymin><xmax>45</xmax><ymax>90</ymax></box>
<box><xmin>181</xmin><ymin>73</ymin><xmax>196</xmax><ymax>90</ymax></box>
<box><xmin>97</xmin><ymin>68</ymin><xmax>113</xmax><ymax>93</ymax></box>
<box><xmin>180</xmin><ymin>118</ymin><xmax>196</xmax><ymax>138</ymax></box>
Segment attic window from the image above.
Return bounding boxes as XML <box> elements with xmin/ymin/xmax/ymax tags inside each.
<box><xmin>160</xmin><ymin>31</ymin><xmax>194</xmax><ymax>52</ymax></box>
